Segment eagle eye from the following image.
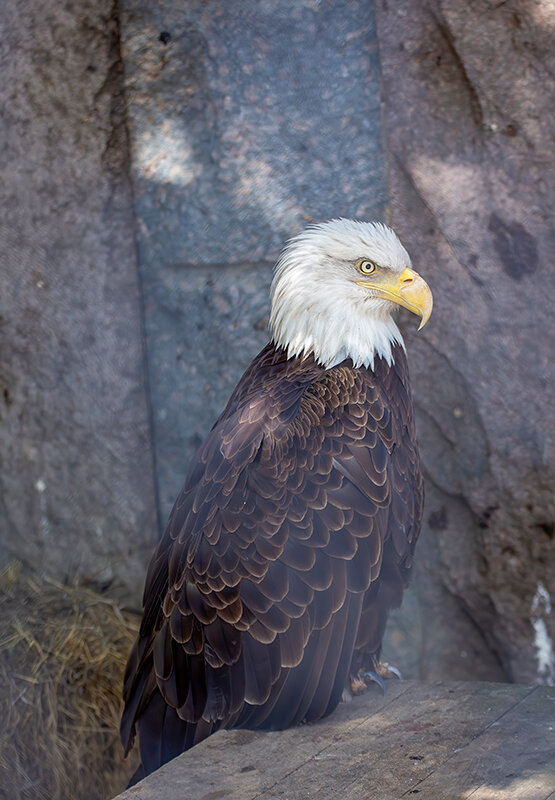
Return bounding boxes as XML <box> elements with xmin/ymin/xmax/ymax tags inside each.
<box><xmin>357</xmin><ymin>259</ymin><xmax>377</xmax><ymax>275</ymax></box>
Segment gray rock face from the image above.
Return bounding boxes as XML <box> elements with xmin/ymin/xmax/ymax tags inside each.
<box><xmin>120</xmin><ymin>0</ymin><xmax>385</xmax><ymax>265</ymax></box>
<box><xmin>0</xmin><ymin>0</ymin><xmax>157</xmax><ymax>604</ymax></box>
<box><xmin>3</xmin><ymin>0</ymin><xmax>552</xmax><ymax>686</ymax></box>
<box><xmin>376</xmin><ymin>0</ymin><xmax>555</xmax><ymax>683</ymax></box>
<box><xmin>145</xmin><ymin>261</ymin><xmax>274</xmax><ymax>521</ymax></box>
<box><xmin>119</xmin><ymin>0</ymin><xmax>387</xmax><ymax>522</ymax></box>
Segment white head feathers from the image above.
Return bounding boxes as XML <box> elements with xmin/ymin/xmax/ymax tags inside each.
<box><xmin>269</xmin><ymin>219</ymin><xmax>412</xmax><ymax>370</ymax></box>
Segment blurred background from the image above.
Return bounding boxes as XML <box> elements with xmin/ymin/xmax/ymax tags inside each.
<box><xmin>1</xmin><ymin>0</ymin><xmax>553</xmax><ymax>798</ymax></box>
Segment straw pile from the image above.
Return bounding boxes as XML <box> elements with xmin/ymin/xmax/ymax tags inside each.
<box><xmin>0</xmin><ymin>562</ymin><xmax>140</xmax><ymax>800</ymax></box>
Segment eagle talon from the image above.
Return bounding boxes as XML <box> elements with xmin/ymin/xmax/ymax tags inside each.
<box><xmin>369</xmin><ymin>661</ymin><xmax>403</xmax><ymax>681</ymax></box>
<box><xmin>381</xmin><ymin>662</ymin><xmax>403</xmax><ymax>680</ymax></box>
<box><xmin>360</xmin><ymin>670</ymin><xmax>387</xmax><ymax>695</ymax></box>
<box><xmin>349</xmin><ymin>662</ymin><xmax>400</xmax><ymax>697</ymax></box>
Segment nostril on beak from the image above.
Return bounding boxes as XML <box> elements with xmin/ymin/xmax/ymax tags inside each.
<box><xmin>401</xmin><ymin>275</ymin><xmax>414</xmax><ymax>287</ymax></box>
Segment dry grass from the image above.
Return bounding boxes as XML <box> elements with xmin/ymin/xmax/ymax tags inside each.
<box><xmin>0</xmin><ymin>562</ymin><xmax>140</xmax><ymax>800</ymax></box>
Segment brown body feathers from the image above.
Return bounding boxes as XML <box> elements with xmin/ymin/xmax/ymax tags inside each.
<box><xmin>121</xmin><ymin>342</ymin><xmax>423</xmax><ymax>780</ymax></box>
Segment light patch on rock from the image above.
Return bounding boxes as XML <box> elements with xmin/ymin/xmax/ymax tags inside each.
<box><xmin>35</xmin><ymin>477</ymin><xmax>50</xmax><ymax>539</ymax></box>
<box><xmin>531</xmin><ymin>582</ymin><xmax>555</xmax><ymax>686</ymax></box>
<box><xmin>136</xmin><ymin>119</ymin><xmax>202</xmax><ymax>186</ymax></box>
<box><xmin>236</xmin><ymin>156</ymin><xmax>301</xmax><ymax>235</ymax></box>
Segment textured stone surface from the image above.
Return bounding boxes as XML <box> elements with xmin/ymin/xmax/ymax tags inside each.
<box><xmin>146</xmin><ymin>261</ymin><xmax>273</xmax><ymax>520</ymax></box>
<box><xmin>4</xmin><ymin>0</ymin><xmax>551</xmax><ymax>690</ymax></box>
<box><xmin>0</xmin><ymin>0</ymin><xmax>157</xmax><ymax>603</ymax></box>
<box><xmin>119</xmin><ymin>0</ymin><xmax>387</xmax><ymax>523</ymax></box>
<box><xmin>120</xmin><ymin>0</ymin><xmax>385</xmax><ymax>265</ymax></box>
<box><xmin>376</xmin><ymin>0</ymin><xmax>555</xmax><ymax>683</ymax></box>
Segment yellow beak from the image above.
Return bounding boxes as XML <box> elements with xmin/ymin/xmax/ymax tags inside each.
<box><xmin>357</xmin><ymin>267</ymin><xmax>433</xmax><ymax>330</ymax></box>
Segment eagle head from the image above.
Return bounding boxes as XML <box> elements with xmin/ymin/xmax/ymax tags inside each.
<box><xmin>269</xmin><ymin>218</ymin><xmax>433</xmax><ymax>369</ymax></box>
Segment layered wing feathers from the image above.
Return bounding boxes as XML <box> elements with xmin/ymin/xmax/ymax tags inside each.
<box><xmin>121</xmin><ymin>343</ymin><xmax>422</xmax><ymax>758</ymax></box>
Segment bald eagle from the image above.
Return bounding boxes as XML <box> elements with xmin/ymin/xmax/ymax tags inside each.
<box><xmin>121</xmin><ymin>219</ymin><xmax>432</xmax><ymax>782</ymax></box>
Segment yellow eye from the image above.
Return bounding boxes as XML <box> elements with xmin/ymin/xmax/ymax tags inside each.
<box><xmin>357</xmin><ymin>259</ymin><xmax>377</xmax><ymax>275</ymax></box>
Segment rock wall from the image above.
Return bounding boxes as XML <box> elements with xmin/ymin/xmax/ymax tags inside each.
<box><xmin>2</xmin><ymin>0</ymin><xmax>553</xmax><ymax>683</ymax></box>
<box><xmin>376</xmin><ymin>0</ymin><xmax>555</xmax><ymax>683</ymax></box>
<box><xmin>118</xmin><ymin>0</ymin><xmax>388</xmax><ymax>522</ymax></box>
<box><xmin>0</xmin><ymin>0</ymin><xmax>157</xmax><ymax>604</ymax></box>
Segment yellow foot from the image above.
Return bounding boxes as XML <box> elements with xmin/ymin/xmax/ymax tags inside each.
<box><xmin>346</xmin><ymin>662</ymin><xmax>402</xmax><ymax>701</ymax></box>
<box><xmin>350</xmin><ymin>674</ymin><xmax>368</xmax><ymax>695</ymax></box>
<box><xmin>373</xmin><ymin>661</ymin><xmax>403</xmax><ymax>680</ymax></box>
